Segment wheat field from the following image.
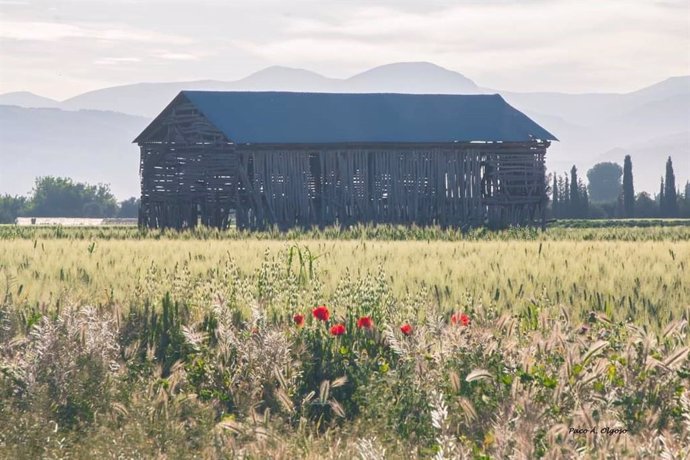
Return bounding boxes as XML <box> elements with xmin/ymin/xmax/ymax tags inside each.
<box><xmin>1</xmin><ymin>236</ymin><xmax>688</xmax><ymax>327</ymax></box>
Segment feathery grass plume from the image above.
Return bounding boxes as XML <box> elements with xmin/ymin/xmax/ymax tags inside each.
<box><xmin>429</xmin><ymin>390</ymin><xmax>454</xmax><ymax>459</ymax></box>
<box><xmin>465</xmin><ymin>369</ymin><xmax>492</xmax><ymax>383</ymax></box>
<box><xmin>383</xmin><ymin>324</ymin><xmax>408</xmax><ymax>358</ymax></box>
<box><xmin>357</xmin><ymin>437</ymin><xmax>387</xmax><ymax>460</ymax></box>
<box><xmin>663</xmin><ymin>346</ymin><xmax>689</xmax><ymax>369</ymax></box>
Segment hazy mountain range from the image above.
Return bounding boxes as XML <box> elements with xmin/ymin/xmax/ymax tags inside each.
<box><xmin>1</xmin><ymin>62</ymin><xmax>687</xmax><ymax>199</ymax></box>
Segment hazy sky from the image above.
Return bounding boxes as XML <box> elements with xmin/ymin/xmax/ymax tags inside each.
<box><xmin>1</xmin><ymin>0</ymin><xmax>689</xmax><ymax>99</ymax></box>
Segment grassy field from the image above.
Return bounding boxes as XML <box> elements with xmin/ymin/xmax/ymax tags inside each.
<box><xmin>0</xmin><ymin>225</ymin><xmax>689</xmax><ymax>458</ymax></box>
<box><xmin>3</xmin><ymin>221</ymin><xmax>690</xmax><ymax>241</ymax></box>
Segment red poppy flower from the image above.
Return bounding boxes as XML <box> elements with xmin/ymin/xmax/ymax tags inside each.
<box><xmin>357</xmin><ymin>316</ymin><xmax>374</xmax><ymax>330</ymax></box>
<box><xmin>400</xmin><ymin>323</ymin><xmax>413</xmax><ymax>336</ymax></box>
<box><xmin>451</xmin><ymin>313</ymin><xmax>471</xmax><ymax>327</ymax></box>
<box><xmin>312</xmin><ymin>305</ymin><xmax>330</xmax><ymax>322</ymax></box>
<box><xmin>460</xmin><ymin>313</ymin><xmax>470</xmax><ymax>326</ymax></box>
<box><xmin>293</xmin><ymin>313</ymin><xmax>305</xmax><ymax>327</ymax></box>
<box><xmin>330</xmin><ymin>323</ymin><xmax>346</xmax><ymax>336</ymax></box>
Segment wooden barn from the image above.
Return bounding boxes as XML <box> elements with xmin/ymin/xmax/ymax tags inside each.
<box><xmin>134</xmin><ymin>91</ymin><xmax>556</xmax><ymax>230</ymax></box>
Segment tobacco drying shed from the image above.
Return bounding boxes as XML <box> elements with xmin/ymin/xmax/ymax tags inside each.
<box><xmin>134</xmin><ymin>91</ymin><xmax>556</xmax><ymax>230</ymax></box>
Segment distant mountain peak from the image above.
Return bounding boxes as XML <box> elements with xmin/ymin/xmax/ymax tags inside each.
<box><xmin>346</xmin><ymin>61</ymin><xmax>480</xmax><ymax>94</ymax></box>
<box><xmin>246</xmin><ymin>64</ymin><xmax>316</xmax><ymax>75</ymax></box>
<box><xmin>238</xmin><ymin>65</ymin><xmax>334</xmax><ymax>83</ymax></box>
<box><xmin>630</xmin><ymin>75</ymin><xmax>690</xmax><ymax>98</ymax></box>
<box><xmin>0</xmin><ymin>91</ymin><xmax>59</xmax><ymax>108</ymax></box>
<box><xmin>4</xmin><ymin>90</ymin><xmax>40</xmax><ymax>97</ymax></box>
<box><xmin>356</xmin><ymin>61</ymin><xmax>463</xmax><ymax>73</ymax></box>
<box><xmin>665</xmin><ymin>75</ymin><xmax>690</xmax><ymax>82</ymax></box>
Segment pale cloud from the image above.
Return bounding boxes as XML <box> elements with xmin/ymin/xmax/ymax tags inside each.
<box><xmin>0</xmin><ymin>20</ymin><xmax>84</xmax><ymax>41</ymax></box>
<box><xmin>94</xmin><ymin>57</ymin><xmax>141</xmax><ymax>66</ymax></box>
<box><xmin>655</xmin><ymin>0</ymin><xmax>689</xmax><ymax>8</ymax></box>
<box><xmin>151</xmin><ymin>52</ymin><xmax>199</xmax><ymax>61</ymax></box>
<box><xmin>0</xmin><ymin>20</ymin><xmax>193</xmax><ymax>44</ymax></box>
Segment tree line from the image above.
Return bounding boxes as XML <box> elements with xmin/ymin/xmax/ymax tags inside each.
<box><xmin>551</xmin><ymin>155</ymin><xmax>690</xmax><ymax>219</ymax></box>
<box><xmin>0</xmin><ymin>177</ymin><xmax>139</xmax><ymax>224</ymax></box>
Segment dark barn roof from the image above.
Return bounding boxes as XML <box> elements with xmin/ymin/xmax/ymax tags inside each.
<box><xmin>136</xmin><ymin>91</ymin><xmax>557</xmax><ymax>144</ymax></box>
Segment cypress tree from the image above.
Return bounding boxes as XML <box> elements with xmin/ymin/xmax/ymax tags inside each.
<box><xmin>570</xmin><ymin>166</ymin><xmax>579</xmax><ymax>218</ymax></box>
<box><xmin>659</xmin><ymin>177</ymin><xmax>665</xmax><ymax>217</ymax></box>
<box><xmin>664</xmin><ymin>156</ymin><xmax>678</xmax><ymax>217</ymax></box>
<box><xmin>564</xmin><ymin>175</ymin><xmax>570</xmax><ymax>218</ymax></box>
<box><xmin>558</xmin><ymin>176</ymin><xmax>566</xmax><ymax>218</ymax></box>
<box><xmin>579</xmin><ymin>180</ymin><xmax>589</xmax><ymax>218</ymax></box>
<box><xmin>623</xmin><ymin>155</ymin><xmax>634</xmax><ymax>217</ymax></box>
<box><xmin>552</xmin><ymin>174</ymin><xmax>559</xmax><ymax>218</ymax></box>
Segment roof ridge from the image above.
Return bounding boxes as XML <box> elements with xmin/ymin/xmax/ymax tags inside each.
<box><xmin>179</xmin><ymin>89</ymin><xmax>505</xmax><ymax>98</ymax></box>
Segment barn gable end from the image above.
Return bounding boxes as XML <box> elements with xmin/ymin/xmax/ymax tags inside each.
<box><xmin>134</xmin><ymin>93</ymin><xmax>231</xmax><ymax>145</ymax></box>
<box><xmin>135</xmin><ymin>93</ymin><xmax>238</xmax><ymax>229</ymax></box>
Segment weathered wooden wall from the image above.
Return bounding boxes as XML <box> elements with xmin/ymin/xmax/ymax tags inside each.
<box><xmin>226</xmin><ymin>143</ymin><xmax>546</xmax><ymax>229</ymax></box>
<box><xmin>139</xmin><ymin>143</ymin><xmax>236</xmax><ymax>229</ymax></box>
<box><xmin>140</xmin><ymin>142</ymin><xmax>548</xmax><ymax>230</ymax></box>
<box><xmin>233</xmin><ymin>146</ymin><xmax>486</xmax><ymax>230</ymax></box>
<box><xmin>482</xmin><ymin>143</ymin><xmax>548</xmax><ymax>228</ymax></box>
